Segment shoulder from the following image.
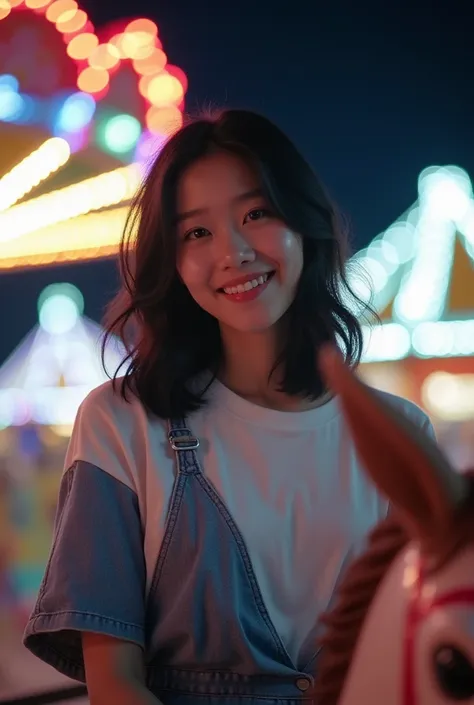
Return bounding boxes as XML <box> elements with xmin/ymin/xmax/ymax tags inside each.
<box><xmin>373</xmin><ymin>389</ymin><xmax>435</xmax><ymax>438</ymax></box>
<box><xmin>73</xmin><ymin>379</ymin><xmax>155</xmax><ymax>440</ymax></box>
<box><xmin>76</xmin><ymin>378</ymin><xmax>142</xmax><ymax>419</ymax></box>
<box><xmin>65</xmin><ymin>380</ymin><xmax>170</xmax><ymax>491</ymax></box>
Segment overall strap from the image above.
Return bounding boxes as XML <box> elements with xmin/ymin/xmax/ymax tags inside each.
<box><xmin>167</xmin><ymin>417</ymin><xmax>201</xmax><ymax>475</ymax></box>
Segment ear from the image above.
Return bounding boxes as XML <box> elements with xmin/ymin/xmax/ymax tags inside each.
<box><xmin>318</xmin><ymin>345</ymin><xmax>469</xmax><ymax>544</ymax></box>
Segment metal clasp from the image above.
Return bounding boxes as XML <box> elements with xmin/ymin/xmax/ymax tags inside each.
<box><xmin>168</xmin><ymin>430</ymin><xmax>200</xmax><ymax>451</ymax></box>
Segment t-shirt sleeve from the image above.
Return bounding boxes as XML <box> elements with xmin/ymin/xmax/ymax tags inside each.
<box><xmin>23</xmin><ymin>458</ymin><xmax>146</xmax><ymax>683</ymax></box>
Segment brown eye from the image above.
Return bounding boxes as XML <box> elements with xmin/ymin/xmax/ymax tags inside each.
<box><xmin>244</xmin><ymin>208</ymin><xmax>271</xmax><ymax>223</ymax></box>
<box><xmin>184</xmin><ymin>227</ymin><xmax>210</xmax><ymax>241</ymax></box>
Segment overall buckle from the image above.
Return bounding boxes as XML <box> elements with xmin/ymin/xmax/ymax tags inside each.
<box><xmin>168</xmin><ymin>430</ymin><xmax>200</xmax><ymax>451</ymax></box>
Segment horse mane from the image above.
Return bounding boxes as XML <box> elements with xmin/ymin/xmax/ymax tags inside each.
<box><xmin>314</xmin><ymin>472</ymin><xmax>474</xmax><ymax>705</ymax></box>
<box><xmin>313</xmin><ymin>514</ymin><xmax>408</xmax><ymax>704</ymax></box>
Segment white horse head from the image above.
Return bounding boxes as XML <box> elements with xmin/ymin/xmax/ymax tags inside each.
<box><xmin>314</xmin><ymin>346</ymin><xmax>474</xmax><ymax>705</ymax></box>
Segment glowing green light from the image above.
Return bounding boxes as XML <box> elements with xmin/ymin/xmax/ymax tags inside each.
<box><xmin>38</xmin><ymin>283</ymin><xmax>84</xmax><ymax>335</ymax></box>
<box><xmin>102</xmin><ymin>114</ymin><xmax>142</xmax><ymax>154</ymax></box>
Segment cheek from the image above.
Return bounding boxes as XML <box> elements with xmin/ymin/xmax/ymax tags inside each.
<box><xmin>177</xmin><ymin>248</ymin><xmax>209</xmax><ymax>291</ymax></box>
<box><xmin>272</xmin><ymin>230</ymin><xmax>303</xmax><ymax>278</ymax></box>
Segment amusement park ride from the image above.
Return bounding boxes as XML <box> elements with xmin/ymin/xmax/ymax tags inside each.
<box><xmin>0</xmin><ymin>0</ymin><xmax>187</xmax><ymax>269</ymax></box>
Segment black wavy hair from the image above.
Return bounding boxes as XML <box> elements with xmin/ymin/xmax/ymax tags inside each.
<box><xmin>101</xmin><ymin>109</ymin><xmax>372</xmax><ymax>419</ymax></box>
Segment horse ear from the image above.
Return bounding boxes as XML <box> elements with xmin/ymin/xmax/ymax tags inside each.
<box><xmin>318</xmin><ymin>345</ymin><xmax>469</xmax><ymax>544</ymax></box>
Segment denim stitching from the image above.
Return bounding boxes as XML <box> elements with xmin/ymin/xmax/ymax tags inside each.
<box><xmin>150</xmin><ymin>666</ymin><xmax>313</xmax><ymax>700</ymax></box>
<box><xmin>147</xmin><ymin>471</ymin><xmax>188</xmax><ymax>599</ymax></box>
<box><xmin>30</xmin><ymin>609</ymin><xmax>144</xmax><ymax>630</ymax></box>
<box><xmin>194</xmin><ymin>471</ymin><xmax>294</xmax><ymax>668</ymax></box>
<box><xmin>146</xmin><ymin>420</ymin><xmax>198</xmax><ymax>618</ymax></box>
<box><xmin>150</xmin><ymin>665</ymin><xmax>314</xmax><ymax>700</ymax></box>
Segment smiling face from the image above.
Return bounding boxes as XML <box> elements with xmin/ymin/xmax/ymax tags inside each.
<box><xmin>175</xmin><ymin>151</ymin><xmax>303</xmax><ymax>336</ymax></box>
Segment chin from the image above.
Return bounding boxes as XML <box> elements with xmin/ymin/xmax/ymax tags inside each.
<box><xmin>221</xmin><ymin>313</ymin><xmax>284</xmax><ymax>335</ymax></box>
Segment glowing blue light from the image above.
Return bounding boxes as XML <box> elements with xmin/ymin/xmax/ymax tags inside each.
<box><xmin>0</xmin><ymin>88</ymin><xmax>25</xmax><ymax>121</ymax></box>
<box><xmin>11</xmin><ymin>95</ymin><xmax>37</xmax><ymax>124</ymax></box>
<box><xmin>56</xmin><ymin>92</ymin><xmax>96</xmax><ymax>133</ymax></box>
<box><xmin>0</xmin><ymin>74</ymin><xmax>19</xmax><ymax>92</ymax></box>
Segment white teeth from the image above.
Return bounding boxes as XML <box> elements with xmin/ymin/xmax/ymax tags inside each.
<box><xmin>223</xmin><ymin>273</ymin><xmax>270</xmax><ymax>295</ymax></box>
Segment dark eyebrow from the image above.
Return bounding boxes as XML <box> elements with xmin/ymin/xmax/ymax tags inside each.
<box><xmin>175</xmin><ymin>188</ymin><xmax>264</xmax><ymax>224</ymax></box>
<box><xmin>234</xmin><ymin>187</ymin><xmax>263</xmax><ymax>203</ymax></box>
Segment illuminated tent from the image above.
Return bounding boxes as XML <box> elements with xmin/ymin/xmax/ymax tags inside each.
<box><xmin>0</xmin><ymin>282</ymin><xmax>125</xmax><ymax>431</ymax></box>
<box><xmin>353</xmin><ymin>165</ymin><xmax>474</xmax><ymax>429</ymax></box>
<box><xmin>0</xmin><ymin>0</ymin><xmax>187</xmax><ymax>270</ymax></box>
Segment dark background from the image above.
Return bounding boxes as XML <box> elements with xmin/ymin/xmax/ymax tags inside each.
<box><xmin>1</xmin><ymin>0</ymin><xmax>472</xmax><ymax>362</ymax></box>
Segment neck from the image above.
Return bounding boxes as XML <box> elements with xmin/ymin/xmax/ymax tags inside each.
<box><xmin>218</xmin><ymin>324</ymin><xmax>329</xmax><ymax>412</ymax></box>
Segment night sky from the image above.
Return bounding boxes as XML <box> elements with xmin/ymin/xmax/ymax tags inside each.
<box><xmin>0</xmin><ymin>0</ymin><xmax>472</xmax><ymax>364</ymax></box>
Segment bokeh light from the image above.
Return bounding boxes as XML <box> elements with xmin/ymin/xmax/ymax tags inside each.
<box><xmin>107</xmin><ymin>33</ymin><xmax>127</xmax><ymax>59</ymax></box>
<box><xmin>0</xmin><ymin>1</ymin><xmax>11</xmax><ymax>20</ymax></box>
<box><xmin>66</xmin><ymin>32</ymin><xmax>99</xmax><ymax>60</ymax></box>
<box><xmin>88</xmin><ymin>43</ymin><xmax>121</xmax><ymax>70</ymax></box>
<box><xmin>77</xmin><ymin>66</ymin><xmax>109</xmax><ymax>94</ymax></box>
<box><xmin>124</xmin><ymin>18</ymin><xmax>158</xmax><ymax>37</ymax></box>
<box><xmin>100</xmin><ymin>114</ymin><xmax>142</xmax><ymax>154</ymax></box>
<box><xmin>0</xmin><ymin>89</ymin><xmax>24</xmax><ymax>121</ymax></box>
<box><xmin>56</xmin><ymin>92</ymin><xmax>96</xmax><ymax>133</ymax></box>
<box><xmin>45</xmin><ymin>0</ymin><xmax>77</xmax><ymax>23</ymax></box>
<box><xmin>56</xmin><ymin>8</ymin><xmax>87</xmax><ymax>33</ymax></box>
<box><xmin>12</xmin><ymin>94</ymin><xmax>36</xmax><ymax>124</ymax></box>
<box><xmin>0</xmin><ymin>74</ymin><xmax>19</xmax><ymax>91</ymax></box>
<box><xmin>38</xmin><ymin>284</ymin><xmax>84</xmax><ymax>335</ymax></box>
<box><xmin>25</xmin><ymin>0</ymin><xmax>53</xmax><ymax>8</ymax></box>
<box><xmin>145</xmin><ymin>73</ymin><xmax>184</xmax><ymax>106</ymax></box>
<box><xmin>167</xmin><ymin>65</ymin><xmax>188</xmax><ymax>95</ymax></box>
<box><xmin>145</xmin><ymin>105</ymin><xmax>183</xmax><ymax>136</ymax></box>
<box><xmin>132</xmin><ymin>48</ymin><xmax>167</xmax><ymax>76</ymax></box>
<box><xmin>118</xmin><ymin>31</ymin><xmax>155</xmax><ymax>60</ymax></box>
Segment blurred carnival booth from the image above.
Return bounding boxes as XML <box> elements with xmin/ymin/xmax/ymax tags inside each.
<box><xmin>352</xmin><ymin>165</ymin><xmax>474</xmax><ymax>469</ymax></box>
<box><xmin>0</xmin><ymin>0</ymin><xmax>187</xmax><ymax>699</ymax></box>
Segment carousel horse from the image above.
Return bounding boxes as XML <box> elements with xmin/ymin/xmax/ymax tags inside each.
<box><xmin>314</xmin><ymin>346</ymin><xmax>474</xmax><ymax>705</ymax></box>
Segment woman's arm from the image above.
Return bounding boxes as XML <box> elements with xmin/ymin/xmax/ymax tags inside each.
<box><xmin>83</xmin><ymin>633</ymin><xmax>163</xmax><ymax>705</ymax></box>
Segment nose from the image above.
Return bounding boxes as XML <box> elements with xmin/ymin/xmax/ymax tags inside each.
<box><xmin>216</xmin><ymin>225</ymin><xmax>256</xmax><ymax>269</ymax></box>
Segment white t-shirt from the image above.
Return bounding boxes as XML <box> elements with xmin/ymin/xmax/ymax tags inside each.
<box><xmin>65</xmin><ymin>377</ymin><xmax>434</xmax><ymax>666</ymax></box>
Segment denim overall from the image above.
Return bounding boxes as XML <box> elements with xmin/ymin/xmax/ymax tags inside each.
<box><xmin>144</xmin><ymin>418</ymin><xmax>319</xmax><ymax>704</ymax></box>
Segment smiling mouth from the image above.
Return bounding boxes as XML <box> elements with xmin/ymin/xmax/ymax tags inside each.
<box><xmin>217</xmin><ymin>271</ymin><xmax>275</xmax><ymax>295</ymax></box>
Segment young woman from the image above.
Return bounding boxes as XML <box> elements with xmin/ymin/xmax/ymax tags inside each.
<box><xmin>23</xmin><ymin>110</ymin><xmax>434</xmax><ymax>704</ymax></box>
